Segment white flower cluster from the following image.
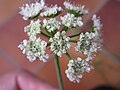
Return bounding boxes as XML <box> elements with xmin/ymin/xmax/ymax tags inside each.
<box><xmin>19</xmin><ymin>0</ymin><xmax>45</xmax><ymax>20</ymax></box>
<box><xmin>75</xmin><ymin>15</ymin><xmax>102</xmax><ymax>61</ymax></box>
<box><xmin>64</xmin><ymin>1</ymin><xmax>88</xmax><ymax>15</ymax></box>
<box><xmin>92</xmin><ymin>14</ymin><xmax>102</xmax><ymax>31</ymax></box>
<box><xmin>40</xmin><ymin>5</ymin><xmax>62</xmax><ymax>17</ymax></box>
<box><xmin>43</xmin><ymin>18</ymin><xmax>61</xmax><ymax>32</ymax></box>
<box><xmin>49</xmin><ymin>31</ymin><xmax>70</xmax><ymax>57</ymax></box>
<box><xmin>24</xmin><ymin>19</ymin><xmax>41</xmax><ymax>36</ymax></box>
<box><xmin>18</xmin><ymin>36</ymin><xmax>49</xmax><ymax>62</ymax></box>
<box><xmin>75</xmin><ymin>32</ymin><xmax>102</xmax><ymax>61</ymax></box>
<box><xmin>61</xmin><ymin>13</ymin><xmax>83</xmax><ymax>28</ymax></box>
<box><xmin>92</xmin><ymin>14</ymin><xmax>103</xmax><ymax>49</ymax></box>
<box><xmin>75</xmin><ymin>32</ymin><xmax>96</xmax><ymax>54</ymax></box>
<box><xmin>75</xmin><ymin>32</ymin><xmax>99</xmax><ymax>55</ymax></box>
<box><xmin>65</xmin><ymin>57</ymin><xmax>92</xmax><ymax>83</ymax></box>
<box><xmin>19</xmin><ymin>0</ymin><xmax>103</xmax><ymax>84</ymax></box>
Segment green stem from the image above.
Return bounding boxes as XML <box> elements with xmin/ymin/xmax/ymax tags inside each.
<box><xmin>69</xmin><ymin>40</ymin><xmax>78</xmax><ymax>43</ymax></box>
<box><xmin>54</xmin><ymin>54</ymin><xmax>64</xmax><ymax>90</ymax></box>
<box><xmin>69</xmin><ymin>33</ymin><xmax>80</xmax><ymax>38</ymax></box>
<box><xmin>41</xmin><ymin>32</ymin><xmax>50</xmax><ymax>38</ymax></box>
<box><xmin>61</xmin><ymin>26</ymin><xmax>68</xmax><ymax>32</ymax></box>
<box><xmin>90</xmin><ymin>25</ymin><xmax>95</xmax><ymax>32</ymax></box>
<box><xmin>43</xmin><ymin>28</ymin><xmax>54</xmax><ymax>37</ymax></box>
<box><xmin>50</xmin><ymin>31</ymin><xmax>55</xmax><ymax>37</ymax></box>
<box><xmin>66</xmin><ymin>52</ymin><xmax>73</xmax><ymax>60</ymax></box>
<box><xmin>67</xmin><ymin>9</ymin><xmax>83</xmax><ymax>17</ymax></box>
<box><xmin>42</xmin><ymin>27</ymin><xmax>51</xmax><ymax>36</ymax></box>
<box><xmin>47</xmin><ymin>42</ymin><xmax>50</xmax><ymax>47</ymax></box>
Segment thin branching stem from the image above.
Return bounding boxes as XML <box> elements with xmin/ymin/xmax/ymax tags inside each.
<box><xmin>41</xmin><ymin>32</ymin><xmax>50</xmax><ymax>38</ymax></box>
<box><xmin>69</xmin><ymin>40</ymin><xmax>78</xmax><ymax>43</ymax></box>
<box><xmin>69</xmin><ymin>33</ymin><xmax>80</xmax><ymax>38</ymax></box>
<box><xmin>66</xmin><ymin>52</ymin><xmax>73</xmax><ymax>60</ymax></box>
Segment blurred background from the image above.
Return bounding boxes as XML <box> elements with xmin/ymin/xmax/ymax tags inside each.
<box><xmin>0</xmin><ymin>0</ymin><xmax>120</xmax><ymax>90</ymax></box>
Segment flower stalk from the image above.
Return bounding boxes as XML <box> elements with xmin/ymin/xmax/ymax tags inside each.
<box><xmin>66</xmin><ymin>52</ymin><xmax>73</xmax><ymax>60</ymax></box>
<box><xmin>54</xmin><ymin>54</ymin><xmax>64</xmax><ymax>90</ymax></box>
<box><xmin>69</xmin><ymin>33</ymin><xmax>80</xmax><ymax>38</ymax></box>
<box><xmin>41</xmin><ymin>31</ymin><xmax>50</xmax><ymax>38</ymax></box>
<box><xmin>69</xmin><ymin>40</ymin><xmax>78</xmax><ymax>43</ymax></box>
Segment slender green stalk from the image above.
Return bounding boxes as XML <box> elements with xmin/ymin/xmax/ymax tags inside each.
<box><xmin>54</xmin><ymin>54</ymin><xmax>64</xmax><ymax>90</ymax></box>
<box><xmin>50</xmin><ymin>31</ymin><xmax>55</xmax><ymax>37</ymax></box>
<box><xmin>69</xmin><ymin>33</ymin><xmax>80</xmax><ymax>38</ymax></box>
<box><xmin>42</xmin><ymin>27</ymin><xmax>51</xmax><ymax>36</ymax></box>
<box><xmin>43</xmin><ymin>27</ymin><xmax>54</xmax><ymax>37</ymax></box>
<box><xmin>90</xmin><ymin>25</ymin><xmax>95</xmax><ymax>32</ymax></box>
<box><xmin>66</xmin><ymin>52</ymin><xmax>73</xmax><ymax>60</ymax></box>
<box><xmin>47</xmin><ymin>42</ymin><xmax>51</xmax><ymax>47</ymax></box>
<box><xmin>67</xmin><ymin>9</ymin><xmax>83</xmax><ymax>17</ymax></box>
<box><xmin>41</xmin><ymin>32</ymin><xmax>50</xmax><ymax>38</ymax></box>
<box><xmin>69</xmin><ymin>40</ymin><xmax>78</xmax><ymax>43</ymax></box>
<box><xmin>61</xmin><ymin>26</ymin><xmax>68</xmax><ymax>32</ymax></box>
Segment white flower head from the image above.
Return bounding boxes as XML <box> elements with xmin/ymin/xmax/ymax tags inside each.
<box><xmin>85</xmin><ymin>52</ymin><xmax>94</xmax><ymax>61</ymax></box>
<box><xmin>18</xmin><ymin>39</ymin><xmax>28</xmax><ymax>54</ymax></box>
<box><xmin>18</xmin><ymin>36</ymin><xmax>49</xmax><ymax>62</ymax></box>
<box><xmin>75</xmin><ymin>32</ymin><xmax>102</xmax><ymax>57</ymax></box>
<box><xmin>18</xmin><ymin>0</ymin><xmax>103</xmax><ymax>83</ymax></box>
<box><xmin>92</xmin><ymin>14</ymin><xmax>102</xmax><ymax>31</ymax></box>
<box><xmin>40</xmin><ymin>4</ymin><xmax>62</xmax><ymax>17</ymax></box>
<box><xmin>24</xmin><ymin>19</ymin><xmax>41</xmax><ymax>36</ymax></box>
<box><xmin>19</xmin><ymin>0</ymin><xmax>45</xmax><ymax>20</ymax></box>
<box><xmin>65</xmin><ymin>57</ymin><xmax>93</xmax><ymax>83</ymax></box>
<box><xmin>61</xmin><ymin>13</ymin><xmax>83</xmax><ymax>28</ymax></box>
<box><xmin>43</xmin><ymin>18</ymin><xmax>61</xmax><ymax>32</ymax></box>
<box><xmin>64</xmin><ymin>1</ymin><xmax>88</xmax><ymax>15</ymax></box>
<box><xmin>49</xmin><ymin>31</ymin><xmax>71</xmax><ymax>57</ymax></box>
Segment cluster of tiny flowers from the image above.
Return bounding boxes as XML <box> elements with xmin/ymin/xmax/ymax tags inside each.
<box><xmin>75</xmin><ymin>32</ymin><xmax>101</xmax><ymax>61</ymax></box>
<box><xmin>65</xmin><ymin>57</ymin><xmax>93</xmax><ymax>83</ymax></box>
<box><xmin>75</xmin><ymin>32</ymin><xmax>96</xmax><ymax>54</ymax></box>
<box><xmin>75</xmin><ymin>15</ymin><xmax>102</xmax><ymax>61</ymax></box>
<box><xmin>19</xmin><ymin>0</ymin><xmax>45</xmax><ymax>20</ymax></box>
<box><xmin>91</xmin><ymin>15</ymin><xmax>103</xmax><ymax>51</ymax></box>
<box><xmin>40</xmin><ymin>5</ymin><xmax>62</xmax><ymax>17</ymax></box>
<box><xmin>64</xmin><ymin>1</ymin><xmax>88</xmax><ymax>15</ymax></box>
<box><xmin>49</xmin><ymin>31</ymin><xmax>70</xmax><ymax>57</ymax></box>
<box><xmin>24</xmin><ymin>19</ymin><xmax>41</xmax><ymax>36</ymax></box>
<box><xmin>85</xmin><ymin>52</ymin><xmax>94</xmax><ymax>61</ymax></box>
<box><xmin>61</xmin><ymin>13</ymin><xmax>83</xmax><ymax>28</ymax></box>
<box><xmin>18</xmin><ymin>36</ymin><xmax>49</xmax><ymax>62</ymax></box>
<box><xmin>92</xmin><ymin>14</ymin><xmax>102</xmax><ymax>31</ymax></box>
<box><xmin>42</xmin><ymin>18</ymin><xmax>61</xmax><ymax>32</ymax></box>
<box><xmin>18</xmin><ymin>0</ymin><xmax>103</xmax><ymax>84</ymax></box>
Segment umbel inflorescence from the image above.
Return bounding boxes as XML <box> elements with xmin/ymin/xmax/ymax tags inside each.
<box><xmin>18</xmin><ymin>0</ymin><xmax>102</xmax><ymax>83</ymax></box>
